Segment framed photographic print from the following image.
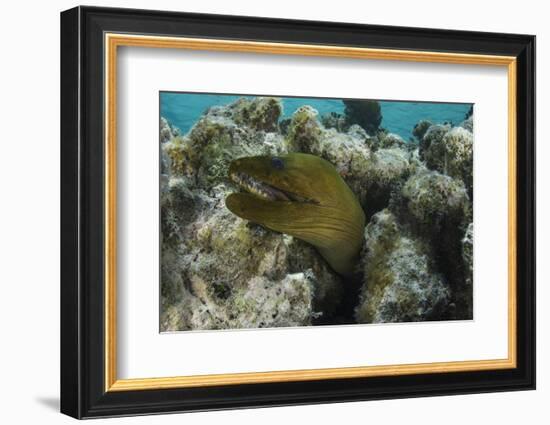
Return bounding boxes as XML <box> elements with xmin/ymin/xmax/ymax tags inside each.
<box><xmin>60</xmin><ymin>6</ymin><xmax>536</xmax><ymax>419</ymax></box>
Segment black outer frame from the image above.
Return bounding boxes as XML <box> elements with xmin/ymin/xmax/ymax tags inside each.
<box><xmin>60</xmin><ymin>5</ymin><xmax>536</xmax><ymax>419</ymax></box>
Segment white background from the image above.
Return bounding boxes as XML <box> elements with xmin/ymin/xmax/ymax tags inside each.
<box><xmin>0</xmin><ymin>0</ymin><xmax>546</xmax><ymax>424</ymax></box>
<box><xmin>118</xmin><ymin>47</ymin><xmax>508</xmax><ymax>378</ymax></box>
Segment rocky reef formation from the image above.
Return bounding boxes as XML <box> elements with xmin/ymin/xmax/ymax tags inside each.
<box><xmin>161</xmin><ymin>98</ymin><xmax>342</xmax><ymax>331</ymax></box>
<box><xmin>161</xmin><ymin>97</ymin><xmax>474</xmax><ymax>330</ymax></box>
<box><xmin>320</xmin><ymin>99</ymin><xmax>383</xmax><ymax>135</ymax></box>
<box><xmin>285</xmin><ymin>106</ymin><xmax>411</xmax><ymax>219</ymax></box>
<box><xmin>356</xmin><ymin>209</ymin><xmax>450</xmax><ymax>323</ymax></box>
<box><xmin>421</xmin><ymin>126</ymin><xmax>473</xmax><ymax>197</ymax></box>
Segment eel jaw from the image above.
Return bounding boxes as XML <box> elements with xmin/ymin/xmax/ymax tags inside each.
<box><xmin>229</xmin><ymin>171</ymin><xmax>317</xmax><ymax>204</ymax></box>
<box><xmin>230</xmin><ymin>172</ymin><xmax>291</xmax><ymax>202</ymax></box>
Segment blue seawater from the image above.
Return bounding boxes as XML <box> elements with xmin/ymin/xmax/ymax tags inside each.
<box><xmin>160</xmin><ymin>92</ymin><xmax>471</xmax><ymax>141</ymax></box>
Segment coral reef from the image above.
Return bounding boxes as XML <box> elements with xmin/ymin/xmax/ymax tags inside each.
<box><xmin>161</xmin><ymin>98</ymin><xmax>343</xmax><ymax>331</ymax></box>
<box><xmin>460</xmin><ymin>116</ymin><xmax>474</xmax><ymax>133</ymax></box>
<box><xmin>319</xmin><ymin>99</ymin><xmax>383</xmax><ymax>136</ymax></box>
<box><xmin>229</xmin><ymin>97</ymin><xmax>282</xmax><ymax>132</ymax></box>
<box><xmin>421</xmin><ymin>126</ymin><xmax>473</xmax><ymax>196</ymax></box>
<box><xmin>160</xmin><ymin>117</ymin><xmax>179</xmax><ymax>144</ymax></box>
<box><xmin>401</xmin><ymin>170</ymin><xmax>469</xmax><ymax>228</ymax></box>
<box><xmin>458</xmin><ymin>222</ymin><xmax>474</xmax><ymax>318</ymax></box>
<box><xmin>412</xmin><ymin>119</ymin><xmax>432</xmax><ymax>142</ymax></box>
<box><xmin>160</xmin><ymin>96</ymin><xmax>474</xmax><ymax>331</ymax></box>
<box><xmin>377</xmin><ymin>132</ymin><xmax>407</xmax><ymax>150</ymax></box>
<box><xmin>355</xmin><ymin>209</ymin><xmax>451</xmax><ymax>323</ymax></box>
<box><xmin>343</xmin><ymin>99</ymin><xmax>382</xmax><ymax>134</ymax></box>
<box><xmin>398</xmin><ymin>169</ymin><xmax>472</xmax><ymax>319</ymax></box>
<box><xmin>320</xmin><ymin>112</ymin><xmax>349</xmax><ymax>132</ymax></box>
<box><xmin>418</xmin><ymin>123</ymin><xmax>450</xmax><ymax>160</ymax></box>
<box><xmin>462</xmin><ymin>222</ymin><xmax>474</xmax><ymax>285</ymax></box>
<box><xmin>285</xmin><ymin>106</ymin><xmax>410</xmax><ymax>218</ymax></box>
<box><xmin>162</xmin><ymin>98</ymin><xmax>286</xmax><ymax>190</ymax></box>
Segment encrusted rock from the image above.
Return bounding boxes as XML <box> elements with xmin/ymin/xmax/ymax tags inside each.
<box><xmin>456</xmin><ymin>222</ymin><xmax>474</xmax><ymax>318</ymax></box>
<box><xmin>412</xmin><ymin>119</ymin><xmax>432</xmax><ymax>142</ymax></box>
<box><xmin>321</xmin><ymin>111</ymin><xmax>349</xmax><ymax>132</ymax></box>
<box><xmin>160</xmin><ymin>117</ymin><xmax>176</xmax><ymax>144</ymax></box>
<box><xmin>160</xmin><ymin>99</ymin><xmax>346</xmax><ymax>331</ymax></box>
<box><xmin>460</xmin><ymin>116</ymin><xmax>474</xmax><ymax>133</ymax></box>
<box><xmin>162</xmin><ymin>271</ymin><xmax>315</xmax><ymax>331</ymax></box>
<box><xmin>229</xmin><ymin>97</ymin><xmax>282</xmax><ymax>132</ymax></box>
<box><xmin>160</xmin><ymin>184</ymin><xmax>343</xmax><ymax>331</ymax></box>
<box><xmin>422</xmin><ymin>126</ymin><xmax>473</xmax><ymax>194</ymax></box>
<box><xmin>355</xmin><ymin>209</ymin><xmax>451</xmax><ymax>323</ymax></box>
<box><xmin>161</xmin><ymin>206</ymin><xmax>342</xmax><ymax>329</ymax></box>
<box><xmin>285</xmin><ymin>106</ymin><xmax>324</xmax><ymax>152</ymax></box>
<box><xmin>419</xmin><ymin>123</ymin><xmax>450</xmax><ymax>161</ymax></box>
<box><xmin>401</xmin><ymin>170</ymin><xmax>470</xmax><ymax>227</ymax></box>
<box><xmin>346</xmin><ymin>124</ymin><xmax>371</xmax><ymax>142</ymax></box>
<box><xmin>343</xmin><ymin>99</ymin><xmax>382</xmax><ymax>134</ymax></box>
<box><xmin>285</xmin><ymin>106</ymin><xmax>410</xmax><ymax>217</ymax></box>
<box><xmin>363</xmin><ymin>147</ymin><xmax>411</xmax><ymax>217</ymax></box>
<box><xmin>377</xmin><ymin>132</ymin><xmax>407</xmax><ymax>149</ymax></box>
<box><xmin>160</xmin><ymin>96</ymin><xmax>475</xmax><ymax>330</ymax></box>
<box><xmin>399</xmin><ymin>171</ymin><xmax>472</xmax><ymax>319</ymax></box>
<box><xmin>462</xmin><ymin>222</ymin><xmax>473</xmax><ymax>283</ymax></box>
<box><xmin>162</xmin><ymin>98</ymin><xmax>286</xmax><ymax>189</ymax></box>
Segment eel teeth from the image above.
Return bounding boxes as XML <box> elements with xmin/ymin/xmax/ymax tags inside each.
<box><xmin>230</xmin><ymin>172</ymin><xmax>291</xmax><ymax>202</ymax></box>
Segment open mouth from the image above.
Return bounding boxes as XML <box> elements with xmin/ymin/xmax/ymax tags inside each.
<box><xmin>229</xmin><ymin>172</ymin><xmax>316</xmax><ymax>204</ymax></box>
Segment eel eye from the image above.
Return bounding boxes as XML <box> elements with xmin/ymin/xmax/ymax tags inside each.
<box><xmin>271</xmin><ymin>157</ymin><xmax>284</xmax><ymax>170</ymax></box>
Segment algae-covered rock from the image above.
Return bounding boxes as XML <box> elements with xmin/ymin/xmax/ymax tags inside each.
<box><xmin>363</xmin><ymin>147</ymin><xmax>411</xmax><ymax>218</ymax></box>
<box><xmin>160</xmin><ymin>184</ymin><xmax>343</xmax><ymax>331</ymax></box>
<box><xmin>285</xmin><ymin>106</ymin><xmax>410</xmax><ymax>218</ymax></box>
<box><xmin>160</xmin><ymin>177</ymin><xmax>204</xmax><ymax>248</ymax></box>
<box><xmin>419</xmin><ymin>123</ymin><xmax>451</xmax><ymax>161</ymax></box>
<box><xmin>343</xmin><ymin>99</ymin><xmax>382</xmax><ymax>134</ymax></box>
<box><xmin>160</xmin><ymin>99</ymin><xmax>345</xmax><ymax>331</ymax></box>
<box><xmin>162</xmin><ymin>271</ymin><xmax>315</xmax><ymax>331</ymax></box>
<box><xmin>401</xmin><ymin>170</ymin><xmax>469</xmax><ymax>227</ymax></box>
<box><xmin>371</xmin><ymin>148</ymin><xmax>411</xmax><ymax>184</ymax></box>
<box><xmin>160</xmin><ymin>95</ymin><xmax>475</xmax><ymax>330</ymax></box>
<box><xmin>460</xmin><ymin>116</ymin><xmax>474</xmax><ymax>133</ymax></box>
<box><xmin>283</xmin><ymin>235</ymin><xmax>344</xmax><ymax>319</ymax></box>
<box><xmin>457</xmin><ymin>222</ymin><xmax>474</xmax><ymax>318</ymax></box>
<box><xmin>346</xmin><ymin>124</ymin><xmax>371</xmax><ymax>143</ymax></box>
<box><xmin>321</xmin><ymin>111</ymin><xmax>349</xmax><ymax>132</ymax></box>
<box><xmin>229</xmin><ymin>97</ymin><xmax>282</xmax><ymax>132</ymax></box>
<box><xmin>462</xmin><ymin>222</ymin><xmax>473</xmax><ymax>284</ymax></box>
<box><xmin>285</xmin><ymin>106</ymin><xmax>324</xmax><ymax>152</ymax></box>
<box><xmin>279</xmin><ymin>117</ymin><xmax>292</xmax><ymax>135</ymax></box>
<box><xmin>377</xmin><ymin>132</ymin><xmax>407</xmax><ymax>150</ymax></box>
<box><xmin>407</xmin><ymin>147</ymin><xmax>425</xmax><ymax>174</ymax></box>
<box><xmin>412</xmin><ymin>119</ymin><xmax>432</xmax><ymax>142</ymax></box>
<box><xmin>319</xmin><ymin>99</ymin><xmax>382</xmax><ymax>135</ymax></box>
<box><xmin>356</xmin><ymin>209</ymin><xmax>451</xmax><ymax>323</ymax></box>
<box><xmin>399</xmin><ymin>170</ymin><xmax>472</xmax><ymax>319</ymax></box>
<box><xmin>285</xmin><ymin>105</ymin><xmax>372</xmax><ymax>197</ymax></box>
<box><xmin>160</xmin><ymin>116</ymin><xmax>178</xmax><ymax>144</ymax></box>
<box><xmin>422</xmin><ymin>126</ymin><xmax>473</xmax><ymax>194</ymax></box>
<box><xmin>162</xmin><ymin>97</ymin><xmax>286</xmax><ymax>189</ymax></box>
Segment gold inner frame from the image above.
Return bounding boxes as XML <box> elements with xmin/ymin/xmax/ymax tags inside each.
<box><xmin>104</xmin><ymin>33</ymin><xmax>518</xmax><ymax>392</ymax></box>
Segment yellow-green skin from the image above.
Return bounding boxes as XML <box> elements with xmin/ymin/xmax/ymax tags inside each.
<box><xmin>226</xmin><ymin>153</ymin><xmax>365</xmax><ymax>276</ymax></box>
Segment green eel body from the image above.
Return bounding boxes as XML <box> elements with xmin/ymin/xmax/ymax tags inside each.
<box><xmin>225</xmin><ymin>153</ymin><xmax>365</xmax><ymax>276</ymax></box>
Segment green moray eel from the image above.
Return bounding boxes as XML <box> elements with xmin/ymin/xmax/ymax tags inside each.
<box><xmin>225</xmin><ymin>153</ymin><xmax>365</xmax><ymax>276</ymax></box>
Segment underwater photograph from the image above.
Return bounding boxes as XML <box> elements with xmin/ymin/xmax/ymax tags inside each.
<box><xmin>159</xmin><ymin>92</ymin><xmax>474</xmax><ymax>332</ymax></box>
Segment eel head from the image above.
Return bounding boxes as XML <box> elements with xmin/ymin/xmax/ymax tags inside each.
<box><xmin>226</xmin><ymin>153</ymin><xmax>365</xmax><ymax>276</ymax></box>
